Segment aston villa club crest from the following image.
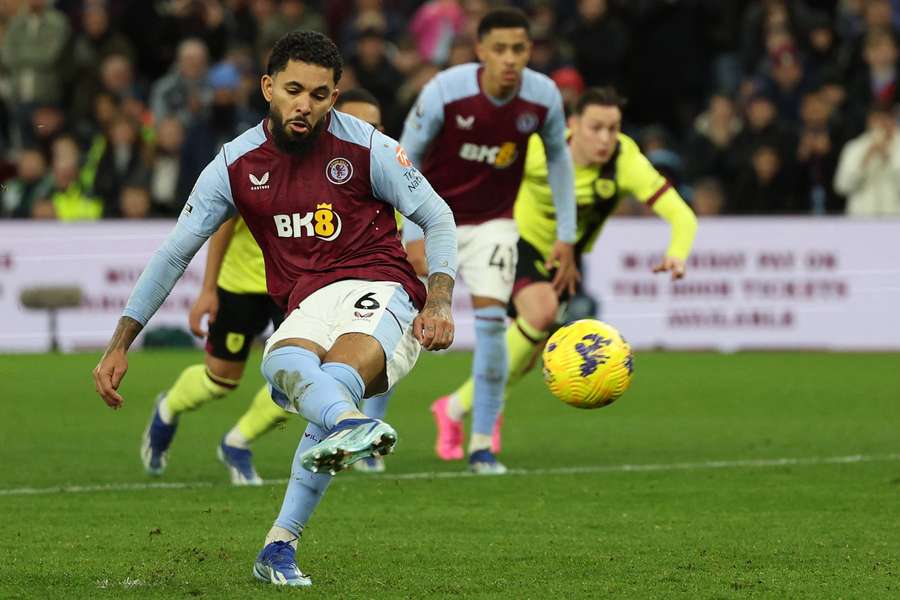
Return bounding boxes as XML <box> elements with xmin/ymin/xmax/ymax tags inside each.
<box><xmin>516</xmin><ymin>112</ymin><xmax>538</xmax><ymax>134</ymax></box>
<box><xmin>326</xmin><ymin>157</ymin><xmax>353</xmax><ymax>185</ymax></box>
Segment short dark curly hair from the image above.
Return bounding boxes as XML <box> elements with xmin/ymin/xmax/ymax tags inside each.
<box><xmin>477</xmin><ymin>7</ymin><xmax>530</xmax><ymax>40</ymax></box>
<box><xmin>267</xmin><ymin>30</ymin><xmax>343</xmax><ymax>84</ymax></box>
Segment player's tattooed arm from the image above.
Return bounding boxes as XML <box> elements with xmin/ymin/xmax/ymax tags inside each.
<box><xmin>415</xmin><ymin>273</ymin><xmax>455</xmax><ymax>351</ymax></box>
<box><xmin>92</xmin><ymin>316</ymin><xmax>143</xmax><ymax>410</ymax></box>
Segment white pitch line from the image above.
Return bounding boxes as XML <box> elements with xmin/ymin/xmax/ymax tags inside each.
<box><xmin>1</xmin><ymin>453</ymin><xmax>897</xmax><ymax>498</ymax></box>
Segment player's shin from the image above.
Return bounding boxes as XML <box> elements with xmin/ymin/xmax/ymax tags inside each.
<box><xmin>267</xmin><ymin>423</ymin><xmax>333</xmax><ymax>545</ymax></box>
<box><xmin>469</xmin><ymin>305</ymin><xmax>509</xmax><ymax>452</ymax></box>
<box><xmin>505</xmin><ymin>316</ymin><xmax>548</xmax><ymax>388</ymax></box>
<box><xmin>261</xmin><ymin>347</ymin><xmax>362</xmax><ymax>431</ymax></box>
<box><xmin>162</xmin><ymin>364</ymin><xmax>234</xmax><ymax>423</ymax></box>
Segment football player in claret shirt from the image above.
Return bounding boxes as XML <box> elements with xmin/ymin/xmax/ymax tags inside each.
<box><xmin>400</xmin><ymin>7</ymin><xmax>578</xmax><ymax>474</ymax></box>
<box><xmin>93</xmin><ymin>32</ymin><xmax>457</xmax><ymax>587</ymax></box>
<box><xmin>451</xmin><ymin>87</ymin><xmax>698</xmax><ymax>424</ymax></box>
<box><xmin>140</xmin><ymin>88</ymin><xmax>393</xmax><ymax>486</ymax></box>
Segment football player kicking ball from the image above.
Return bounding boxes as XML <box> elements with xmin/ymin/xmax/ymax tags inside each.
<box><xmin>141</xmin><ymin>88</ymin><xmax>392</xmax><ymax>485</ymax></box>
<box><xmin>93</xmin><ymin>32</ymin><xmax>457</xmax><ymax>587</ymax></box>
<box><xmin>445</xmin><ymin>87</ymin><xmax>698</xmax><ymax>443</ymax></box>
<box><xmin>401</xmin><ymin>7</ymin><xmax>578</xmax><ymax>474</ymax></box>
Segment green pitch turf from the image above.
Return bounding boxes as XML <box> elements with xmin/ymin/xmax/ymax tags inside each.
<box><xmin>0</xmin><ymin>349</ymin><xmax>898</xmax><ymax>599</ymax></box>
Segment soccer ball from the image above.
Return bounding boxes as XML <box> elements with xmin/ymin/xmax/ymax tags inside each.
<box><xmin>541</xmin><ymin>319</ymin><xmax>634</xmax><ymax>409</ymax></box>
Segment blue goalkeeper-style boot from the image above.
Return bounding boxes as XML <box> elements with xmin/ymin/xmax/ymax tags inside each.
<box><xmin>140</xmin><ymin>392</ymin><xmax>178</xmax><ymax>475</ymax></box>
<box><xmin>253</xmin><ymin>541</ymin><xmax>312</xmax><ymax>586</ymax></box>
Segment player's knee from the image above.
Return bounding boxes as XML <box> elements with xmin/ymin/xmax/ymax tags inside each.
<box><xmin>519</xmin><ymin>299</ymin><xmax>558</xmax><ymax>332</ymax></box>
<box><xmin>205</xmin><ymin>355</ymin><xmax>246</xmax><ymax>385</ymax></box>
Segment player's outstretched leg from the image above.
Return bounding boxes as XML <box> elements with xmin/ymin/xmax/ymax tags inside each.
<box><xmin>469</xmin><ymin>305</ymin><xmax>509</xmax><ymax>474</ymax></box>
<box><xmin>141</xmin><ymin>364</ymin><xmax>234</xmax><ymax>475</ymax></box>
<box><xmin>253</xmin><ymin>423</ymin><xmax>331</xmax><ymax>587</ymax></box>
<box><xmin>451</xmin><ymin>315</ymin><xmax>547</xmax><ymax>453</ymax></box>
<box><xmin>354</xmin><ymin>388</ymin><xmax>396</xmax><ymax>473</ymax></box>
<box><xmin>261</xmin><ymin>347</ymin><xmax>397</xmax><ymax>474</ymax></box>
<box><xmin>218</xmin><ymin>384</ymin><xmax>289</xmax><ymax>485</ymax></box>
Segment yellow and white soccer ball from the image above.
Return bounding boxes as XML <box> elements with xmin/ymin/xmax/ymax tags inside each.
<box><xmin>541</xmin><ymin>319</ymin><xmax>634</xmax><ymax>409</ymax></box>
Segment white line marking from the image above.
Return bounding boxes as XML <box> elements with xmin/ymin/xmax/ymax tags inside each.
<box><xmin>1</xmin><ymin>453</ymin><xmax>897</xmax><ymax>497</ymax></box>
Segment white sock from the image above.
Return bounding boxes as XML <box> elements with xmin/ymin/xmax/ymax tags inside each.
<box><xmin>265</xmin><ymin>525</ymin><xmax>299</xmax><ymax>549</ymax></box>
<box><xmin>468</xmin><ymin>433</ymin><xmax>492</xmax><ymax>454</ymax></box>
<box><xmin>446</xmin><ymin>393</ymin><xmax>466</xmax><ymax>421</ymax></box>
<box><xmin>223</xmin><ymin>426</ymin><xmax>249</xmax><ymax>449</ymax></box>
<box><xmin>158</xmin><ymin>398</ymin><xmax>175</xmax><ymax>425</ymax></box>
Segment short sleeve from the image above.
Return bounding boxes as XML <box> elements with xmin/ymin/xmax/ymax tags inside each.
<box><xmin>370</xmin><ymin>129</ymin><xmax>440</xmax><ymax>217</ymax></box>
<box><xmin>178</xmin><ymin>149</ymin><xmax>236</xmax><ymax>237</ymax></box>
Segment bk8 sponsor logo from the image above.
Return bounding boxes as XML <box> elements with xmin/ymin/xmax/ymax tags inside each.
<box><xmin>458</xmin><ymin>142</ymin><xmax>518</xmax><ymax>168</ymax></box>
<box><xmin>273</xmin><ymin>203</ymin><xmax>342</xmax><ymax>240</ymax></box>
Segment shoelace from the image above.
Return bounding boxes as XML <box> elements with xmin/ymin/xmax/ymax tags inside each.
<box><xmin>268</xmin><ymin>542</ymin><xmax>298</xmax><ymax>567</ymax></box>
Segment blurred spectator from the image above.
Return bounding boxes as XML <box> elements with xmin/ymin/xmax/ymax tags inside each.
<box><xmin>640</xmin><ymin>125</ymin><xmax>687</xmax><ymax>199</ymax></box>
<box><xmin>563</xmin><ymin>0</ymin><xmax>629</xmax><ymax>89</ymax></box>
<box><xmin>149</xmin><ymin>38</ymin><xmax>213</xmax><ymax>127</ymax></box>
<box><xmin>229</xmin><ymin>0</ymin><xmax>276</xmax><ymax>51</ymax></box>
<box><xmin>846</xmin><ymin>28</ymin><xmax>899</xmax><ymax>133</ymax></box>
<box><xmin>258</xmin><ymin>0</ymin><xmax>326</xmax><ymax>58</ymax></box>
<box><xmin>794</xmin><ymin>89</ymin><xmax>845</xmax><ymax>213</ymax></box>
<box><xmin>72</xmin><ymin>1</ymin><xmax>136</xmax><ymax>93</ymax></box>
<box><xmin>409</xmin><ymin>0</ymin><xmax>466</xmax><ymax>65</ymax></box>
<box><xmin>730</xmin><ymin>141</ymin><xmax>797</xmax><ymax>213</ymax></box>
<box><xmin>169</xmin><ymin>0</ymin><xmax>232</xmax><ymax>63</ymax></box>
<box><xmin>1</xmin><ymin>0</ymin><xmax>72</xmax><ymax>146</ymax></box>
<box><xmin>446</xmin><ymin>35</ymin><xmax>475</xmax><ymax>67</ymax></box>
<box><xmin>1</xmin><ymin>147</ymin><xmax>53</xmax><ymax>218</ymax></box>
<box><xmin>732</xmin><ymin>89</ymin><xmax>796</xmax><ymax>170</ymax></box>
<box><xmin>551</xmin><ymin>67</ymin><xmax>586</xmax><ymax>116</ymax></box>
<box><xmin>691</xmin><ymin>177</ymin><xmax>726</xmax><ymax>216</ymax></box>
<box><xmin>93</xmin><ymin>114</ymin><xmax>148</xmax><ymax>217</ymax></box>
<box><xmin>834</xmin><ymin>104</ymin><xmax>900</xmax><ymax>215</ymax></box>
<box><xmin>740</xmin><ymin>0</ymin><xmax>812</xmax><ymax>76</ymax></box>
<box><xmin>759</xmin><ymin>44</ymin><xmax>814</xmax><ymax>122</ymax></box>
<box><xmin>347</xmin><ymin>27</ymin><xmax>402</xmax><ymax>120</ymax></box>
<box><xmin>393</xmin><ymin>36</ymin><xmax>423</xmax><ymax>76</ymax></box>
<box><xmin>339</xmin><ymin>0</ymin><xmax>404</xmax><ymax>52</ymax></box>
<box><xmin>119</xmin><ymin>184</ymin><xmax>152</xmax><ymax>219</ymax></box>
<box><xmin>73</xmin><ymin>53</ymin><xmax>139</xmax><ymax>128</ymax></box>
<box><xmin>34</xmin><ymin>135</ymin><xmax>102</xmax><ymax>220</ymax></box>
<box><xmin>685</xmin><ymin>93</ymin><xmax>743</xmax><ymax>183</ymax></box>
<box><xmin>149</xmin><ymin>117</ymin><xmax>192</xmax><ymax>216</ymax></box>
<box><xmin>29</xmin><ymin>104</ymin><xmax>68</xmax><ymax>160</ymax></box>
<box><xmin>528</xmin><ymin>33</ymin><xmax>564</xmax><ymax>75</ymax></box>
<box><xmin>838</xmin><ymin>0</ymin><xmax>897</xmax><ymax>76</ymax></box>
<box><xmin>804</xmin><ymin>11</ymin><xmax>841</xmax><ymax>79</ymax></box>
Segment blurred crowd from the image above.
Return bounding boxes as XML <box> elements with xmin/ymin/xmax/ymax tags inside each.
<box><xmin>2</xmin><ymin>0</ymin><xmax>900</xmax><ymax>220</ymax></box>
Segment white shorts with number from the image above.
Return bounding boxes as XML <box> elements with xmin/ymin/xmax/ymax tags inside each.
<box><xmin>456</xmin><ymin>218</ymin><xmax>519</xmax><ymax>302</ymax></box>
<box><xmin>263</xmin><ymin>280</ymin><xmax>421</xmax><ymax>396</ymax></box>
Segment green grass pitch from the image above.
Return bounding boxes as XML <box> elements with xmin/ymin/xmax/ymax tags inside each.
<box><xmin>0</xmin><ymin>349</ymin><xmax>898</xmax><ymax>599</ymax></box>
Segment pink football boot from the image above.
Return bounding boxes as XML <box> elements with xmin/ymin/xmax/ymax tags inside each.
<box><xmin>491</xmin><ymin>413</ymin><xmax>504</xmax><ymax>454</ymax></box>
<box><xmin>431</xmin><ymin>396</ymin><xmax>464</xmax><ymax>461</ymax></box>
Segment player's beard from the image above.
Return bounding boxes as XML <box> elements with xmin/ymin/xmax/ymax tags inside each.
<box><xmin>268</xmin><ymin>107</ymin><xmax>324</xmax><ymax>157</ymax></box>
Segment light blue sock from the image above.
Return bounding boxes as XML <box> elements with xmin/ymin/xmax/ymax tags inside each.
<box><xmin>261</xmin><ymin>347</ymin><xmax>362</xmax><ymax>431</ymax></box>
<box><xmin>362</xmin><ymin>389</ymin><xmax>395</xmax><ymax>420</ymax></box>
<box><xmin>471</xmin><ymin>305</ymin><xmax>508</xmax><ymax>437</ymax></box>
<box><xmin>274</xmin><ymin>423</ymin><xmax>332</xmax><ymax>535</ymax></box>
